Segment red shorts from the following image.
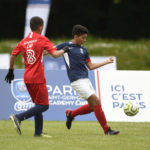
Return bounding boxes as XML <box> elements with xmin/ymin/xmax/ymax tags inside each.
<box><xmin>26</xmin><ymin>83</ymin><xmax>49</xmax><ymax>105</ymax></box>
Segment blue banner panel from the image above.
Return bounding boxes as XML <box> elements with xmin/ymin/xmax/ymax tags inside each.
<box><xmin>0</xmin><ymin>70</ymin><xmax>96</xmax><ymax>121</ymax></box>
<box><xmin>44</xmin><ymin>56</ymin><xmax>66</xmax><ymax>71</ymax></box>
<box><xmin>28</xmin><ymin>0</ymin><xmax>51</xmax><ymax>5</ymax></box>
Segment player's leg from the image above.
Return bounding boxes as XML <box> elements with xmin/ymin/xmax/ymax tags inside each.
<box><xmin>15</xmin><ymin>105</ymin><xmax>49</xmax><ymax>121</ymax></box>
<box><xmin>88</xmin><ymin>94</ymin><xmax>108</xmax><ymax>131</ymax></box>
<box><xmin>10</xmin><ymin>83</ymin><xmax>49</xmax><ymax>135</ymax></box>
<box><xmin>14</xmin><ymin>83</ymin><xmax>49</xmax><ymax>120</ymax></box>
<box><xmin>33</xmin><ymin>112</ymin><xmax>52</xmax><ymax>138</ymax></box>
<box><xmin>34</xmin><ymin>112</ymin><xmax>43</xmax><ymax>136</ymax></box>
<box><xmin>9</xmin><ymin>83</ymin><xmax>35</xmax><ymax>134</ymax></box>
<box><xmin>66</xmin><ymin>104</ymin><xmax>93</xmax><ymax>118</ymax></box>
<box><xmin>9</xmin><ymin>105</ymin><xmax>48</xmax><ymax>135</ymax></box>
<box><xmin>88</xmin><ymin>94</ymin><xmax>120</xmax><ymax>135</ymax></box>
<box><xmin>32</xmin><ymin>83</ymin><xmax>50</xmax><ymax>137</ymax></box>
<box><xmin>65</xmin><ymin>104</ymin><xmax>93</xmax><ymax>129</ymax></box>
<box><xmin>66</xmin><ymin>94</ymin><xmax>109</xmax><ymax>133</ymax></box>
<box><xmin>65</xmin><ymin>79</ymin><xmax>95</xmax><ymax>129</ymax></box>
<box><xmin>9</xmin><ymin>114</ymin><xmax>21</xmax><ymax>134</ymax></box>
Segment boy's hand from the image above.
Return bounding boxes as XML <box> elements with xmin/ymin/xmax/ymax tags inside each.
<box><xmin>5</xmin><ymin>69</ymin><xmax>14</xmax><ymax>84</ymax></box>
<box><xmin>43</xmin><ymin>50</ymin><xmax>48</xmax><ymax>55</ymax></box>
<box><xmin>107</xmin><ymin>57</ymin><xmax>114</xmax><ymax>63</ymax></box>
<box><xmin>63</xmin><ymin>46</ymin><xmax>70</xmax><ymax>53</ymax></box>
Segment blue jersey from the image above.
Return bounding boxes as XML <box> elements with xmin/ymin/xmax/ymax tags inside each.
<box><xmin>56</xmin><ymin>41</ymin><xmax>91</xmax><ymax>83</ymax></box>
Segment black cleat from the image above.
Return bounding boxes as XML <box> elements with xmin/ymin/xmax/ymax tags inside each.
<box><xmin>105</xmin><ymin>127</ymin><xmax>120</xmax><ymax>135</ymax></box>
<box><xmin>9</xmin><ymin>114</ymin><xmax>21</xmax><ymax>134</ymax></box>
<box><xmin>65</xmin><ymin>109</ymin><xmax>74</xmax><ymax>130</ymax></box>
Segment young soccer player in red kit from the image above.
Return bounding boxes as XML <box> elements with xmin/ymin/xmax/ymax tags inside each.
<box><xmin>5</xmin><ymin>16</ymin><xmax>69</xmax><ymax>137</ymax></box>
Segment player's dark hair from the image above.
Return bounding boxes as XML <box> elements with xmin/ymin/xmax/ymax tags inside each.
<box><xmin>30</xmin><ymin>16</ymin><xmax>44</xmax><ymax>31</ymax></box>
<box><xmin>72</xmin><ymin>25</ymin><xmax>88</xmax><ymax>36</ymax></box>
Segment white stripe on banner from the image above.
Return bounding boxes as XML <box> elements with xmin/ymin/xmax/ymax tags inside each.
<box><xmin>24</xmin><ymin>0</ymin><xmax>51</xmax><ymax>38</ymax></box>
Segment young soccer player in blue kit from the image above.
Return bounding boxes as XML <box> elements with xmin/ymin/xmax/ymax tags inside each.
<box><xmin>56</xmin><ymin>25</ymin><xmax>120</xmax><ymax>135</ymax></box>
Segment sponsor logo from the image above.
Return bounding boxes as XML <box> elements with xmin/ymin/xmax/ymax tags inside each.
<box><xmin>47</xmin><ymin>85</ymin><xmax>87</xmax><ymax>106</ymax></box>
<box><xmin>111</xmin><ymin>84</ymin><xmax>146</xmax><ymax>109</ymax></box>
<box><xmin>11</xmin><ymin>79</ymin><xmax>34</xmax><ymax>111</ymax></box>
<box><xmin>14</xmin><ymin>101</ymin><xmax>34</xmax><ymax>111</ymax></box>
<box><xmin>27</xmin><ymin>43</ymin><xmax>33</xmax><ymax>48</ymax></box>
<box><xmin>24</xmin><ymin>40</ymin><xmax>37</xmax><ymax>45</ymax></box>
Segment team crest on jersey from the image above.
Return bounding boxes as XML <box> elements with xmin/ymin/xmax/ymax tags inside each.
<box><xmin>80</xmin><ymin>48</ymin><xmax>84</xmax><ymax>54</ymax></box>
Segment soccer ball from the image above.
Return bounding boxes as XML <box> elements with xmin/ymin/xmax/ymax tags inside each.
<box><xmin>123</xmin><ymin>102</ymin><xmax>139</xmax><ymax>116</ymax></box>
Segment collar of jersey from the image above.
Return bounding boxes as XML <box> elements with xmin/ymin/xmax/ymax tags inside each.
<box><xmin>69</xmin><ymin>41</ymin><xmax>82</xmax><ymax>47</ymax></box>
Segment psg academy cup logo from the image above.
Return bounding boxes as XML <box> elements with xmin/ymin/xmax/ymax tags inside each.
<box><xmin>11</xmin><ymin>79</ymin><xmax>34</xmax><ymax>111</ymax></box>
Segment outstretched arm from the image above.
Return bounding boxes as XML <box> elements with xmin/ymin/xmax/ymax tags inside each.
<box><xmin>50</xmin><ymin>46</ymin><xmax>70</xmax><ymax>58</ymax></box>
<box><xmin>86</xmin><ymin>57</ymin><xmax>114</xmax><ymax>70</ymax></box>
<box><xmin>51</xmin><ymin>49</ymin><xmax>65</xmax><ymax>58</ymax></box>
<box><xmin>43</xmin><ymin>50</ymin><xmax>65</xmax><ymax>57</ymax></box>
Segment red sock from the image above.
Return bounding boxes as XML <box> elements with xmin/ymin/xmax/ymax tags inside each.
<box><xmin>71</xmin><ymin>104</ymin><xmax>93</xmax><ymax>117</ymax></box>
<box><xmin>94</xmin><ymin>105</ymin><xmax>109</xmax><ymax>132</ymax></box>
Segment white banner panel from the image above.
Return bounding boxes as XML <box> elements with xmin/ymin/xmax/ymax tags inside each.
<box><xmin>97</xmin><ymin>71</ymin><xmax>150</xmax><ymax>122</ymax></box>
<box><xmin>24</xmin><ymin>0</ymin><xmax>51</xmax><ymax>37</ymax></box>
<box><xmin>0</xmin><ymin>54</ymin><xmax>10</xmax><ymax>69</ymax></box>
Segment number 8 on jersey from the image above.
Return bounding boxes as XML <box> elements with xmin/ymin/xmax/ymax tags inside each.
<box><xmin>26</xmin><ymin>49</ymin><xmax>36</xmax><ymax>64</ymax></box>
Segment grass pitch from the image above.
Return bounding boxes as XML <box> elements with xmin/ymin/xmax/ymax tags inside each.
<box><xmin>0</xmin><ymin>121</ymin><xmax>150</xmax><ymax>150</ymax></box>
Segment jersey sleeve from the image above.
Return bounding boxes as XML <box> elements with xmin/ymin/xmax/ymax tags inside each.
<box><xmin>11</xmin><ymin>42</ymin><xmax>22</xmax><ymax>56</ymax></box>
<box><xmin>85</xmin><ymin>49</ymin><xmax>91</xmax><ymax>63</ymax></box>
<box><xmin>56</xmin><ymin>42</ymin><xmax>68</xmax><ymax>50</ymax></box>
<box><xmin>43</xmin><ymin>37</ymin><xmax>57</xmax><ymax>54</ymax></box>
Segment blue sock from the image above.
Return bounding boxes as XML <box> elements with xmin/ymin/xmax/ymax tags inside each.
<box><xmin>34</xmin><ymin>113</ymin><xmax>43</xmax><ymax>135</ymax></box>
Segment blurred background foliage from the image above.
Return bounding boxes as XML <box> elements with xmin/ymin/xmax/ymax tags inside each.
<box><xmin>0</xmin><ymin>0</ymin><xmax>150</xmax><ymax>39</ymax></box>
<box><xmin>0</xmin><ymin>0</ymin><xmax>150</xmax><ymax>70</ymax></box>
<box><xmin>1</xmin><ymin>37</ymin><xmax>150</xmax><ymax>70</ymax></box>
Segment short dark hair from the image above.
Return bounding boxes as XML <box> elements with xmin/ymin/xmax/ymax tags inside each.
<box><xmin>72</xmin><ymin>25</ymin><xmax>88</xmax><ymax>36</ymax></box>
<box><xmin>30</xmin><ymin>16</ymin><xmax>44</xmax><ymax>31</ymax></box>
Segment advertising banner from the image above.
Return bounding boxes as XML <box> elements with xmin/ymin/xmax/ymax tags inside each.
<box><xmin>24</xmin><ymin>0</ymin><xmax>51</xmax><ymax>37</ymax></box>
<box><xmin>1</xmin><ymin>70</ymin><xmax>150</xmax><ymax>122</ymax></box>
<box><xmin>0</xmin><ymin>70</ymin><xmax>96</xmax><ymax>121</ymax></box>
<box><xmin>98</xmin><ymin>71</ymin><xmax>150</xmax><ymax>122</ymax></box>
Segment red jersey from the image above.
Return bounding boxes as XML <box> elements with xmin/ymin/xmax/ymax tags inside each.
<box><xmin>12</xmin><ymin>32</ymin><xmax>57</xmax><ymax>83</ymax></box>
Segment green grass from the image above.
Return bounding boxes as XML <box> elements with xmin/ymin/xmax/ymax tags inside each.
<box><xmin>1</xmin><ymin>37</ymin><xmax>150</xmax><ymax>70</ymax></box>
<box><xmin>0</xmin><ymin>121</ymin><xmax>150</xmax><ymax>150</ymax></box>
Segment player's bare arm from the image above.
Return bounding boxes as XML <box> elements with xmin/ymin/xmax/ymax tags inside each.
<box><xmin>9</xmin><ymin>55</ymin><xmax>17</xmax><ymax>69</ymax></box>
<box><xmin>50</xmin><ymin>50</ymin><xmax>65</xmax><ymax>58</ymax></box>
<box><xmin>50</xmin><ymin>46</ymin><xmax>70</xmax><ymax>58</ymax></box>
<box><xmin>86</xmin><ymin>57</ymin><xmax>114</xmax><ymax>70</ymax></box>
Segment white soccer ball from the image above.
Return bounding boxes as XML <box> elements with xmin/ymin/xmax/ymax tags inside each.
<box><xmin>123</xmin><ymin>101</ymin><xmax>139</xmax><ymax>116</ymax></box>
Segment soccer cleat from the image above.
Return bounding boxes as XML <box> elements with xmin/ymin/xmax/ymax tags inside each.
<box><xmin>34</xmin><ymin>133</ymin><xmax>52</xmax><ymax>138</ymax></box>
<box><xmin>9</xmin><ymin>114</ymin><xmax>21</xmax><ymax>135</ymax></box>
<box><xmin>105</xmin><ymin>127</ymin><xmax>120</xmax><ymax>135</ymax></box>
<box><xmin>65</xmin><ymin>109</ymin><xmax>74</xmax><ymax>130</ymax></box>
